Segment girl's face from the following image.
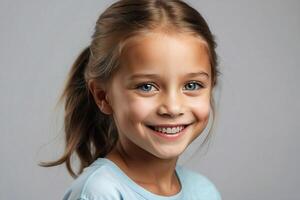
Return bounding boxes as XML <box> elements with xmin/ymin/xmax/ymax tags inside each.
<box><xmin>106</xmin><ymin>32</ymin><xmax>212</xmax><ymax>160</ymax></box>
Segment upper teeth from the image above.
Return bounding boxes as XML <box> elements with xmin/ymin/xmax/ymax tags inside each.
<box><xmin>153</xmin><ymin>126</ymin><xmax>184</xmax><ymax>134</ymax></box>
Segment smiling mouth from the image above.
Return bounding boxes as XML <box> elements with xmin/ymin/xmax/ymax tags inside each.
<box><xmin>146</xmin><ymin>124</ymin><xmax>190</xmax><ymax>135</ymax></box>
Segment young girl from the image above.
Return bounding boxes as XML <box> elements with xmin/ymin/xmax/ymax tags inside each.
<box><xmin>40</xmin><ymin>0</ymin><xmax>221</xmax><ymax>199</ymax></box>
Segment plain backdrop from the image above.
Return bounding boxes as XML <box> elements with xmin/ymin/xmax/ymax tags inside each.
<box><xmin>1</xmin><ymin>0</ymin><xmax>299</xmax><ymax>199</ymax></box>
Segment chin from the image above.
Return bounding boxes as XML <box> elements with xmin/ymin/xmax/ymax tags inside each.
<box><xmin>151</xmin><ymin>147</ymin><xmax>186</xmax><ymax>160</ymax></box>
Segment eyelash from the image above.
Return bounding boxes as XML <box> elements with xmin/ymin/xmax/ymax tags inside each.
<box><xmin>184</xmin><ymin>81</ymin><xmax>204</xmax><ymax>91</ymax></box>
<box><xmin>135</xmin><ymin>81</ymin><xmax>204</xmax><ymax>92</ymax></box>
<box><xmin>135</xmin><ymin>83</ymin><xmax>157</xmax><ymax>92</ymax></box>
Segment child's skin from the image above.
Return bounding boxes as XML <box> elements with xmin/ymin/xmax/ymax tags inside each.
<box><xmin>88</xmin><ymin>31</ymin><xmax>212</xmax><ymax>196</ymax></box>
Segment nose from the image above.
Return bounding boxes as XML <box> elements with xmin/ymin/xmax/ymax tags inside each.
<box><xmin>157</xmin><ymin>90</ymin><xmax>184</xmax><ymax>118</ymax></box>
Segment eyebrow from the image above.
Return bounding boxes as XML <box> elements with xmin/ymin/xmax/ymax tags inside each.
<box><xmin>185</xmin><ymin>72</ymin><xmax>210</xmax><ymax>79</ymax></box>
<box><xmin>128</xmin><ymin>73</ymin><xmax>159</xmax><ymax>80</ymax></box>
<box><xmin>128</xmin><ymin>71</ymin><xmax>210</xmax><ymax>80</ymax></box>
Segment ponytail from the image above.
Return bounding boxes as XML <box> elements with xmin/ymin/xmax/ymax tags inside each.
<box><xmin>39</xmin><ymin>47</ymin><xmax>118</xmax><ymax>178</ymax></box>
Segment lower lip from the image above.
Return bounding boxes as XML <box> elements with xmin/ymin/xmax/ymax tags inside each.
<box><xmin>147</xmin><ymin>125</ymin><xmax>189</xmax><ymax>140</ymax></box>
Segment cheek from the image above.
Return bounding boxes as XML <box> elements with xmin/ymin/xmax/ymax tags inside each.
<box><xmin>116</xmin><ymin>93</ymin><xmax>155</xmax><ymax>123</ymax></box>
<box><xmin>127</xmin><ymin>97</ymin><xmax>155</xmax><ymax>120</ymax></box>
<box><xmin>189</xmin><ymin>96</ymin><xmax>211</xmax><ymax>121</ymax></box>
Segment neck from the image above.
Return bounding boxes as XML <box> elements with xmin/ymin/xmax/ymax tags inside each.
<box><xmin>106</xmin><ymin>140</ymin><xmax>181</xmax><ymax>196</ymax></box>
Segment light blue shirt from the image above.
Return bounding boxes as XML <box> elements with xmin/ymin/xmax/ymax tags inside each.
<box><xmin>63</xmin><ymin>158</ymin><xmax>222</xmax><ymax>200</ymax></box>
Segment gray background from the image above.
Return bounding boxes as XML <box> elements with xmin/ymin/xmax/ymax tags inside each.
<box><xmin>1</xmin><ymin>0</ymin><xmax>299</xmax><ymax>199</ymax></box>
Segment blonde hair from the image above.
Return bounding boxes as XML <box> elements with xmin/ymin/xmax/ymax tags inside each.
<box><xmin>39</xmin><ymin>0</ymin><xmax>220</xmax><ymax>178</ymax></box>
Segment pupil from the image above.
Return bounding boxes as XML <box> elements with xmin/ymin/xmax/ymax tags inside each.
<box><xmin>142</xmin><ymin>84</ymin><xmax>151</xmax><ymax>91</ymax></box>
<box><xmin>187</xmin><ymin>83</ymin><xmax>194</xmax><ymax>90</ymax></box>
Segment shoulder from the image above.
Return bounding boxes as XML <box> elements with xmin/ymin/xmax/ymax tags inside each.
<box><xmin>177</xmin><ymin>166</ymin><xmax>222</xmax><ymax>200</ymax></box>
<box><xmin>62</xmin><ymin>160</ymin><xmax>123</xmax><ymax>200</ymax></box>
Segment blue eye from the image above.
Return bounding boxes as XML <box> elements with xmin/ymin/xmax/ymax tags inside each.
<box><xmin>184</xmin><ymin>82</ymin><xmax>203</xmax><ymax>90</ymax></box>
<box><xmin>136</xmin><ymin>83</ymin><xmax>157</xmax><ymax>92</ymax></box>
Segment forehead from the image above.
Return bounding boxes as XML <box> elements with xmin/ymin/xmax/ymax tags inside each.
<box><xmin>119</xmin><ymin>32</ymin><xmax>211</xmax><ymax>74</ymax></box>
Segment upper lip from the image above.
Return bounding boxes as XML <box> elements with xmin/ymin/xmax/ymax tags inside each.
<box><xmin>147</xmin><ymin>123</ymin><xmax>192</xmax><ymax>128</ymax></box>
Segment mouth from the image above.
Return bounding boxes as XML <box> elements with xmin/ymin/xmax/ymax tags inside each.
<box><xmin>146</xmin><ymin>123</ymin><xmax>192</xmax><ymax>139</ymax></box>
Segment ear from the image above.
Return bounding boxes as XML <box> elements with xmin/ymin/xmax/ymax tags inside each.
<box><xmin>88</xmin><ymin>79</ymin><xmax>113</xmax><ymax>115</ymax></box>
